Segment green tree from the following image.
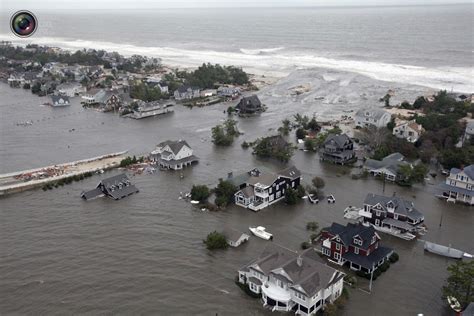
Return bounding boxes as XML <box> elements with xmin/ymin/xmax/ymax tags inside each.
<box><xmin>312</xmin><ymin>176</ymin><xmax>325</xmax><ymax>189</ymax></box>
<box><xmin>306</xmin><ymin>221</ymin><xmax>319</xmax><ymax>231</ymax></box>
<box><xmin>296</xmin><ymin>128</ymin><xmax>307</xmax><ymax>140</ymax></box>
<box><xmin>212</xmin><ymin>125</ymin><xmax>233</xmax><ymax>146</ymax></box>
<box><xmin>203</xmin><ymin>231</ymin><xmax>228</xmax><ymax>250</ymax></box>
<box><xmin>285</xmin><ymin>188</ymin><xmax>299</xmax><ymax>205</ymax></box>
<box><xmin>442</xmin><ymin>261</ymin><xmax>474</xmax><ymax>310</ymax></box>
<box><xmin>304</xmin><ymin>138</ymin><xmax>318</xmax><ymax>152</ymax></box>
<box><xmin>278</xmin><ymin>119</ymin><xmax>291</xmax><ymax>136</ymax></box>
<box><xmin>214</xmin><ymin>179</ymin><xmax>238</xmax><ymax>207</ymax></box>
<box><xmin>191</xmin><ymin>185</ymin><xmax>210</xmax><ymax>202</ymax></box>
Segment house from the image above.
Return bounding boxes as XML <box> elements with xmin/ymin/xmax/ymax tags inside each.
<box><xmin>355</xmin><ymin>108</ymin><xmax>392</xmax><ymax>128</ymax></box>
<box><xmin>360</xmin><ymin>193</ymin><xmax>425</xmax><ymax>235</ymax></box>
<box><xmin>51</xmin><ymin>95</ymin><xmax>70</xmax><ymax>107</ymax></box>
<box><xmin>364</xmin><ymin>153</ymin><xmax>410</xmax><ymax>182</ymax></box>
<box><xmin>128</xmin><ymin>101</ymin><xmax>174</xmax><ymax>119</ymax></box>
<box><xmin>174</xmin><ymin>85</ymin><xmax>200</xmax><ymax>100</ymax></box>
<box><xmin>224</xmin><ymin>229</ymin><xmax>250</xmax><ymax>247</ymax></box>
<box><xmin>150</xmin><ymin>140</ymin><xmax>199</xmax><ymax>170</ymax></box>
<box><xmin>320</xmin><ymin>134</ymin><xmax>355</xmax><ymax>165</ymax></box>
<box><xmin>57</xmin><ymin>83</ymin><xmax>86</xmax><ymax>97</ymax></box>
<box><xmin>235</xmin><ymin>95</ymin><xmax>263</xmax><ymax>115</ymax></box>
<box><xmin>234</xmin><ymin>166</ymin><xmax>301</xmax><ymax>211</ymax></box>
<box><xmin>200</xmin><ymin>89</ymin><xmax>217</xmax><ymax>98</ymax></box>
<box><xmin>462</xmin><ymin>121</ymin><xmax>474</xmax><ymax>146</ymax></box>
<box><xmin>437</xmin><ymin>165</ymin><xmax>474</xmax><ymax>205</ymax></box>
<box><xmin>237</xmin><ymin>244</ymin><xmax>345</xmax><ymax>315</ymax></box>
<box><xmin>81</xmin><ymin>174</ymin><xmax>139</xmax><ymax>201</ymax></box>
<box><xmin>227</xmin><ymin>168</ymin><xmax>262</xmax><ymax>189</ymax></box>
<box><xmin>82</xmin><ymin>89</ymin><xmax>122</xmax><ymax>111</ymax></box>
<box><xmin>392</xmin><ymin>120</ymin><xmax>423</xmax><ymax>143</ymax></box>
<box><xmin>217</xmin><ymin>86</ymin><xmax>241</xmax><ymax>98</ymax></box>
<box><xmin>320</xmin><ymin>222</ymin><xmax>393</xmax><ymax>274</ymax></box>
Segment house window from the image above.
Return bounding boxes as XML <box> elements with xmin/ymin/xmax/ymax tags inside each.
<box><xmin>394</xmin><ymin>214</ymin><xmax>398</xmax><ymax>220</ymax></box>
<box><xmin>336</xmin><ymin>243</ymin><xmax>340</xmax><ymax>250</ymax></box>
<box><xmin>375</xmin><ymin>219</ymin><xmax>380</xmax><ymax>226</ymax></box>
<box><xmin>354</xmin><ymin>247</ymin><xmax>359</xmax><ymax>254</ymax></box>
<box><xmin>334</xmin><ymin>252</ymin><xmax>341</xmax><ymax>261</ymax></box>
<box><xmin>323</xmin><ymin>248</ymin><xmax>331</xmax><ymax>256</ymax></box>
<box><xmin>376</xmin><ymin>210</ymin><xmax>381</xmax><ymax>217</ymax></box>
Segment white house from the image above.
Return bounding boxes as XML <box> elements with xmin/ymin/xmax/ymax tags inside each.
<box><xmin>438</xmin><ymin>165</ymin><xmax>474</xmax><ymax>205</ymax></box>
<box><xmin>238</xmin><ymin>245</ymin><xmax>345</xmax><ymax>315</ymax></box>
<box><xmin>200</xmin><ymin>89</ymin><xmax>217</xmax><ymax>98</ymax></box>
<box><xmin>392</xmin><ymin>120</ymin><xmax>423</xmax><ymax>143</ymax></box>
<box><xmin>174</xmin><ymin>85</ymin><xmax>200</xmax><ymax>100</ymax></box>
<box><xmin>224</xmin><ymin>229</ymin><xmax>250</xmax><ymax>247</ymax></box>
<box><xmin>355</xmin><ymin>108</ymin><xmax>392</xmax><ymax>129</ymax></box>
<box><xmin>57</xmin><ymin>83</ymin><xmax>86</xmax><ymax>97</ymax></box>
<box><xmin>462</xmin><ymin>121</ymin><xmax>474</xmax><ymax>146</ymax></box>
<box><xmin>150</xmin><ymin>140</ymin><xmax>199</xmax><ymax>170</ymax></box>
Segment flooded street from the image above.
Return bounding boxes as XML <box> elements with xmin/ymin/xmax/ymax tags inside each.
<box><xmin>0</xmin><ymin>78</ymin><xmax>473</xmax><ymax>316</ymax></box>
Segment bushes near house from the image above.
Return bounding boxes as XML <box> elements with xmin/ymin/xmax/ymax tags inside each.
<box><xmin>389</xmin><ymin>252</ymin><xmax>399</xmax><ymax>263</ymax></box>
<box><xmin>306</xmin><ymin>221</ymin><xmax>319</xmax><ymax>231</ymax></box>
<box><xmin>214</xmin><ymin>179</ymin><xmax>238</xmax><ymax>207</ymax></box>
<box><xmin>191</xmin><ymin>185</ymin><xmax>210</xmax><ymax>202</ymax></box>
<box><xmin>285</xmin><ymin>188</ymin><xmax>299</xmax><ymax>205</ymax></box>
<box><xmin>301</xmin><ymin>241</ymin><xmax>311</xmax><ymax>250</ymax></box>
<box><xmin>252</xmin><ymin>135</ymin><xmax>295</xmax><ymax>162</ymax></box>
<box><xmin>203</xmin><ymin>231</ymin><xmax>228</xmax><ymax>250</ymax></box>
<box><xmin>211</xmin><ymin>119</ymin><xmax>240</xmax><ymax>146</ymax></box>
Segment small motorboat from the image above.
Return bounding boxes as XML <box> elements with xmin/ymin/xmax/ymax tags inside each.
<box><xmin>447</xmin><ymin>296</ymin><xmax>462</xmax><ymax>313</ymax></box>
<box><xmin>249</xmin><ymin>226</ymin><xmax>273</xmax><ymax>240</ymax></box>
<box><xmin>327</xmin><ymin>195</ymin><xmax>336</xmax><ymax>204</ymax></box>
<box><xmin>308</xmin><ymin>194</ymin><xmax>319</xmax><ymax>204</ymax></box>
<box><xmin>424</xmin><ymin>241</ymin><xmax>472</xmax><ymax>259</ymax></box>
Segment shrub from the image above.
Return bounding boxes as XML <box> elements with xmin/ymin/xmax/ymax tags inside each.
<box><xmin>285</xmin><ymin>188</ymin><xmax>299</xmax><ymax>205</ymax></box>
<box><xmin>191</xmin><ymin>185</ymin><xmax>210</xmax><ymax>202</ymax></box>
<box><xmin>301</xmin><ymin>241</ymin><xmax>311</xmax><ymax>250</ymax></box>
<box><xmin>379</xmin><ymin>261</ymin><xmax>390</xmax><ymax>273</ymax></box>
<box><xmin>203</xmin><ymin>231</ymin><xmax>228</xmax><ymax>250</ymax></box>
<box><xmin>296</xmin><ymin>185</ymin><xmax>306</xmax><ymax>198</ymax></box>
<box><xmin>310</xmin><ymin>233</ymin><xmax>319</xmax><ymax>243</ymax></box>
<box><xmin>214</xmin><ymin>179</ymin><xmax>237</xmax><ymax>207</ymax></box>
<box><xmin>389</xmin><ymin>252</ymin><xmax>399</xmax><ymax>263</ymax></box>
<box><xmin>306</xmin><ymin>221</ymin><xmax>319</xmax><ymax>231</ymax></box>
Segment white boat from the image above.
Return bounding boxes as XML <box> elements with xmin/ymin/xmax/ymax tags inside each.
<box><xmin>424</xmin><ymin>241</ymin><xmax>473</xmax><ymax>259</ymax></box>
<box><xmin>249</xmin><ymin>226</ymin><xmax>273</xmax><ymax>240</ymax></box>
<box><xmin>327</xmin><ymin>195</ymin><xmax>336</xmax><ymax>204</ymax></box>
<box><xmin>447</xmin><ymin>296</ymin><xmax>462</xmax><ymax>312</ymax></box>
<box><xmin>190</xmin><ymin>200</ymin><xmax>200</xmax><ymax>204</ymax></box>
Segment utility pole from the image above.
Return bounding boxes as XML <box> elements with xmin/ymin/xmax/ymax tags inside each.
<box><xmin>369</xmin><ymin>267</ymin><xmax>374</xmax><ymax>293</ymax></box>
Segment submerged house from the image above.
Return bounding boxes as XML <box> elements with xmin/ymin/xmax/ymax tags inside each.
<box><xmin>217</xmin><ymin>86</ymin><xmax>241</xmax><ymax>98</ymax></box>
<box><xmin>233</xmin><ymin>166</ymin><xmax>301</xmax><ymax>211</ymax></box>
<box><xmin>235</xmin><ymin>95</ymin><xmax>263</xmax><ymax>115</ymax></box>
<box><xmin>81</xmin><ymin>174</ymin><xmax>139</xmax><ymax>201</ymax></box>
<box><xmin>150</xmin><ymin>140</ymin><xmax>199</xmax><ymax>170</ymax></box>
<box><xmin>237</xmin><ymin>244</ymin><xmax>345</xmax><ymax>315</ymax></box>
<box><xmin>51</xmin><ymin>95</ymin><xmax>70</xmax><ymax>107</ymax></box>
<box><xmin>437</xmin><ymin>165</ymin><xmax>474</xmax><ymax>205</ymax></box>
<box><xmin>355</xmin><ymin>108</ymin><xmax>391</xmax><ymax>129</ymax></box>
<box><xmin>360</xmin><ymin>193</ymin><xmax>425</xmax><ymax>236</ymax></box>
<box><xmin>320</xmin><ymin>134</ymin><xmax>355</xmax><ymax>165</ymax></box>
<box><xmin>129</xmin><ymin>101</ymin><xmax>174</xmax><ymax>119</ymax></box>
<box><xmin>364</xmin><ymin>153</ymin><xmax>410</xmax><ymax>182</ymax></box>
<box><xmin>224</xmin><ymin>229</ymin><xmax>250</xmax><ymax>248</ymax></box>
<box><xmin>320</xmin><ymin>222</ymin><xmax>393</xmax><ymax>274</ymax></box>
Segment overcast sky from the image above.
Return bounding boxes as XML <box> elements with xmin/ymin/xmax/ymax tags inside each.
<box><xmin>1</xmin><ymin>0</ymin><xmax>468</xmax><ymax>10</ymax></box>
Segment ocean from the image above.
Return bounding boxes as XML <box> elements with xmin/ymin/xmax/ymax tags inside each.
<box><xmin>0</xmin><ymin>4</ymin><xmax>473</xmax><ymax>92</ymax></box>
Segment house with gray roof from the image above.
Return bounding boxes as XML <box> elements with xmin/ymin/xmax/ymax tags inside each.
<box><xmin>321</xmin><ymin>223</ymin><xmax>393</xmax><ymax>273</ymax></box>
<box><xmin>150</xmin><ymin>140</ymin><xmax>198</xmax><ymax>170</ymax></box>
<box><xmin>364</xmin><ymin>152</ymin><xmax>410</xmax><ymax>182</ymax></box>
<box><xmin>81</xmin><ymin>173</ymin><xmax>139</xmax><ymax>201</ymax></box>
<box><xmin>174</xmin><ymin>85</ymin><xmax>200</xmax><ymax>100</ymax></box>
<box><xmin>360</xmin><ymin>193</ymin><xmax>425</xmax><ymax>237</ymax></box>
<box><xmin>237</xmin><ymin>244</ymin><xmax>345</xmax><ymax>315</ymax></box>
<box><xmin>224</xmin><ymin>228</ymin><xmax>250</xmax><ymax>247</ymax></box>
<box><xmin>437</xmin><ymin>165</ymin><xmax>474</xmax><ymax>205</ymax></box>
<box><xmin>355</xmin><ymin>107</ymin><xmax>391</xmax><ymax>129</ymax></box>
<box><xmin>462</xmin><ymin>121</ymin><xmax>474</xmax><ymax>146</ymax></box>
<box><xmin>234</xmin><ymin>166</ymin><xmax>301</xmax><ymax>211</ymax></box>
<box><xmin>235</xmin><ymin>95</ymin><xmax>263</xmax><ymax>115</ymax></box>
<box><xmin>51</xmin><ymin>95</ymin><xmax>70</xmax><ymax>107</ymax></box>
<box><xmin>320</xmin><ymin>134</ymin><xmax>355</xmax><ymax>165</ymax></box>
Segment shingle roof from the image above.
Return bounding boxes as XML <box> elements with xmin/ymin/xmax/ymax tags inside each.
<box><xmin>364</xmin><ymin>193</ymin><xmax>424</xmax><ymax>221</ymax></box>
<box><xmin>324</xmin><ymin>134</ymin><xmax>352</xmax><ymax>148</ymax></box>
<box><xmin>100</xmin><ymin>174</ymin><xmax>139</xmax><ymax>200</ymax></box>
<box><xmin>279</xmin><ymin>166</ymin><xmax>302</xmax><ymax>180</ymax></box>
<box><xmin>342</xmin><ymin>246</ymin><xmax>393</xmax><ymax>269</ymax></box>
<box><xmin>224</xmin><ymin>228</ymin><xmax>249</xmax><ymax>243</ymax></box>
<box><xmin>364</xmin><ymin>152</ymin><xmax>408</xmax><ymax>175</ymax></box>
<box><xmin>51</xmin><ymin>95</ymin><xmax>70</xmax><ymax>104</ymax></box>
<box><xmin>450</xmin><ymin>165</ymin><xmax>474</xmax><ymax>180</ymax></box>
<box><xmin>241</xmin><ymin>245</ymin><xmax>343</xmax><ymax>297</ymax></box>
<box><xmin>355</xmin><ymin>108</ymin><xmax>390</xmax><ymax>121</ymax></box>
<box><xmin>323</xmin><ymin>223</ymin><xmax>377</xmax><ymax>250</ymax></box>
<box><xmin>157</xmin><ymin>140</ymin><xmax>191</xmax><ymax>155</ymax></box>
<box><xmin>236</xmin><ymin>95</ymin><xmax>262</xmax><ymax>111</ymax></box>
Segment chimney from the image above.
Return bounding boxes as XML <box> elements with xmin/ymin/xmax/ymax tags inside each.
<box><xmin>297</xmin><ymin>256</ymin><xmax>303</xmax><ymax>267</ymax></box>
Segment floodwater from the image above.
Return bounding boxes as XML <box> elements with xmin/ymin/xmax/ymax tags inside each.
<box><xmin>0</xmin><ymin>80</ymin><xmax>473</xmax><ymax>316</ymax></box>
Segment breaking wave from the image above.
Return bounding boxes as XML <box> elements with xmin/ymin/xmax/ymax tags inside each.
<box><xmin>1</xmin><ymin>34</ymin><xmax>472</xmax><ymax>93</ymax></box>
